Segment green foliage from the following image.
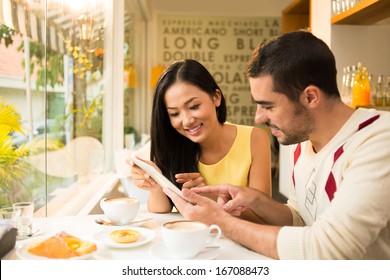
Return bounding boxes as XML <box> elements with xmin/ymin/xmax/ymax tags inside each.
<box><xmin>0</xmin><ymin>24</ymin><xmax>65</xmax><ymax>90</ymax></box>
<box><xmin>66</xmin><ymin>93</ymin><xmax>104</xmax><ymax>141</ymax></box>
<box><xmin>18</xmin><ymin>41</ymin><xmax>64</xmax><ymax>89</ymax></box>
<box><xmin>0</xmin><ymin>97</ymin><xmax>30</xmax><ymax>207</ymax></box>
<box><xmin>0</xmin><ymin>24</ymin><xmax>17</xmax><ymax>47</ymax></box>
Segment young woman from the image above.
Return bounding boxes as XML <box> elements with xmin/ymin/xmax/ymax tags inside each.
<box><xmin>131</xmin><ymin>59</ymin><xmax>271</xmax><ymax>223</ymax></box>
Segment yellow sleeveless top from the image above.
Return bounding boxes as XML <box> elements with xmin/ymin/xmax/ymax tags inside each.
<box><xmin>198</xmin><ymin>124</ymin><xmax>253</xmax><ymax>187</ymax></box>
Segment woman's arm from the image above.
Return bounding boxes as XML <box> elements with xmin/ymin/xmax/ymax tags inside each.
<box><xmin>239</xmin><ymin>127</ymin><xmax>272</xmax><ymax>223</ymax></box>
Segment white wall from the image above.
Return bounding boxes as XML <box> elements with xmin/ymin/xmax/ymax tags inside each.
<box><xmin>148</xmin><ymin>0</ymin><xmax>291</xmax><ymax>16</ymax></box>
<box><xmin>332</xmin><ymin>24</ymin><xmax>390</xmax><ymax>85</ymax></box>
<box><xmin>310</xmin><ymin>0</ymin><xmax>332</xmax><ymax>45</ymax></box>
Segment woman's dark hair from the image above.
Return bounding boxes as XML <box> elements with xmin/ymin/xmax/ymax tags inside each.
<box><xmin>247</xmin><ymin>30</ymin><xmax>340</xmax><ymax>102</ymax></box>
<box><xmin>150</xmin><ymin>59</ymin><xmax>226</xmax><ymax>189</ymax></box>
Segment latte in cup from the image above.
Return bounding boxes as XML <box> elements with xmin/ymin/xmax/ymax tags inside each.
<box><xmin>103</xmin><ymin>197</ymin><xmax>138</xmax><ymax>204</ymax></box>
<box><xmin>161</xmin><ymin>220</ymin><xmax>222</xmax><ymax>259</ymax></box>
<box><xmin>100</xmin><ymin>197</ymin><xmax>139</xmax><ymax>225</ymax></box>
<box><xmin>164</xmin><ymin>221</ymin><xmax>207</xmax><ymax>231</ymax></box>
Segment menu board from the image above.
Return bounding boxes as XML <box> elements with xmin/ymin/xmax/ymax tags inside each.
<box><xmin>157</xmin><ymin>14</ymin><xmax>280</xmax><ymax>126</ymax></box>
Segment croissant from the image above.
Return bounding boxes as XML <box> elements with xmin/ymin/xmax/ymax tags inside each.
<box><xmin>28</xmin><ymin>231</ymin><xmax>97</xmax><ymax>258</ymax></box>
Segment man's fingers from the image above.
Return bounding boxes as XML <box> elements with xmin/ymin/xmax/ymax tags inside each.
<box><xmin>181</xmin><ymin>187</ymin><xmax>205</xmax><ymax>203</ymax></box>
<box><xmin>223</xmin><ymin>199</ymin><xmax>242</xmax><ymax>213</ymax></box>
<box><xmin>227</xmin><ymin>206</ymin><xmax>246</xmax><ymax>216</ymax></box>
<box><xmin>163</xmin><ymin>187</ymin><xmax>209</xmax><ymax>209</ymax></box>
<box><xmin>191</xmin><ymin>186</ymin><xmax>217</xmax><ymax>194</ymax></box>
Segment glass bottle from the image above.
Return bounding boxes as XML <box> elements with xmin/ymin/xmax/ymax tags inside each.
<box><xmin>385</xmin><ymin>76</ymin><xmax>390</xmax><ymax>106</ymax></box>
<box><xmin>374</xmin><ymin>75</ymin><xmax>384</xmax><ymax>106</ymax></box>
<box><xmin>341</xmin><ymin>67</ymin><xmax>347</xmax><ymax>103</ymax></box>
<box><xmin>352</xmin><ymin>63</ymin><xmax>362</xmax><ymax>108</ymax></box>
<box><xmin>342</xmin><ymin>66</ymin><xmax>353</xmax><ymax>106</ymax></box>
<box><xmin>369</xmin><ymin>74</ymin><xmax>374</xmax><ymax>106</ymax></box>
<box><xmin>352</xmin><ymin>63</ymin><xmax>370</xmax><ymax>108</ymax></box>
<box><xmin>361</xmin><ymin>67</ymin><xmax>371</xmax><ymax>106</ymax></box>
<box><xmin>348</xmin><ymin>65</ymin><xmax>357</xmax><ymax>108</ymax></box>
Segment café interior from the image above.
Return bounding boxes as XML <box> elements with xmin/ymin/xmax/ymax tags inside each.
<box><xmin>0</xmin><ymin>0</ymin><xmax>390</xmax><ymax>260</ymax></box>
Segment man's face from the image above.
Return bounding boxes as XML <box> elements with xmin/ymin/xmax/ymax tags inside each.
<box><xmin>249</xmin><ymin>75</ymin><xmax>314</xmax><ymax>145</ymax></box>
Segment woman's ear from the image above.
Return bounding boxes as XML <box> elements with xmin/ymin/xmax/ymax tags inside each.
<box><xmin>214</xmin><ymin>89</ymin><xmax>222</xmax><ymax>107</ymax></box>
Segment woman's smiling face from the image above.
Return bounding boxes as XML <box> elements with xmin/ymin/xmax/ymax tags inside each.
<box><xmin>164</xmin><ymin>82</ymin><xmax>221</xmax><ymax>143</ymax></box>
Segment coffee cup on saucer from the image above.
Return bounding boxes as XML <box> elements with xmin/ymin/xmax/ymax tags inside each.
<box><xmin>161</xmin><ymin>220</ymin><xmax>222</xmax><ymax>259</ymax></box>
<box><xmin>99</xmin><ymin>197</ymin><xmax>139</xmax><ymax>225</ymax></box>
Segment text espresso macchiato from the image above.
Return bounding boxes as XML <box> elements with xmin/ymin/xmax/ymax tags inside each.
<box><xmin>162</xmin><ymin>220</ymin><xmax>222</xmax><ymax>259</ymax></box>
<box><xmin>100</xmin><ymin>197</ymin><xmax>139</xmax><ymax>225</ymax></box>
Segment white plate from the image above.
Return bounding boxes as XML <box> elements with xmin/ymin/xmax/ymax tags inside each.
<box><xmin>149</xmin><ymin>242</ymin><xmax>220</xmax><ymax>260</ymax></box>
<box><xmin>96</xmin><ymin>213</ymin><xmax>153</xmax><ymax>227</ymax></box>
<box><xmin>93</xmin><ymin>226</ymin><xmax>156</xmax><ymax>248</ymax></box>
<box><xmin>16</xmin><ymin>239</ymin><xmax>96</xmax><ymax>260</ymax></box>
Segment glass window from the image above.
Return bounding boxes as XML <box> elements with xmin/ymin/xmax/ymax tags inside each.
<box><xmin>0</xmin><ymin>0</ymin><xmax>138</xmax><ymax>216</ymax></box>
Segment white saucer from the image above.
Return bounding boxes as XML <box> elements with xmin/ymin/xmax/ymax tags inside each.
<box><xmin>16</xmin><ymin>239</ymin><xmax>96</xmax><ymax>260</ymax></box>
<box><xmin>149</xmin><ymin>243</ymin><xmax>219</xmax><ymax>260</ymax></box>
<box><xmin>97</xmin><ymin>213</ymin><xmax>153</xmax><ymax>227</ymax></box>
<box><xmin>93</xmin><ymin>226</ymin><xmax>155</xmax><ymax>249</ymax></box>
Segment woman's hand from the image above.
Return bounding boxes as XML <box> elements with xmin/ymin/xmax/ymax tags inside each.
<box><xmin>175</xmin><ymin>172</ymin><xmax>206</xmax><ymax>189</ymax></box>
<box><xmin>129</xmin><ymin>157</ymin><xmax>162</xmax><ymax>192</ymax></box>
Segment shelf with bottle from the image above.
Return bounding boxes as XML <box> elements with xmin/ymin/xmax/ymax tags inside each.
<box><xmin>373</xmin><ymin>75</ymin><xmax>390</xmax><ymax>107</ymax></box>
<box><xmin>340</xmin><ymin>62</ymin><xmax>390</xmax><ymax>109</ymax></box>
<box><xmin>357</xmin><ymin>105</ymin><xmax>390</xmax><ymax>111</ymax></box>
<box><xmin>331</xmin><ymin>0</ymin><xmax>390</xmax><ymax>25</ymax></box>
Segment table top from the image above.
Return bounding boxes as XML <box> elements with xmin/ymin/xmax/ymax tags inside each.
<box><xmin>3</xmin><ymin>206</ymin><xmax>270</xmax><ymax>260</ymax></box>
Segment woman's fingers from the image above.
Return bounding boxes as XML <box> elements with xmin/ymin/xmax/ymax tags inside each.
<box><xmin>176</xmin><ymin>172</ymin><xmax>205</xmax><ymax>188</ymax></box>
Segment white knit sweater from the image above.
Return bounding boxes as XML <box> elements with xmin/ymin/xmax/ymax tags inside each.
<box><xmin>277</xmin><ymin>108</ymin><xmax>390</xmax><ymax>259</ymax></box>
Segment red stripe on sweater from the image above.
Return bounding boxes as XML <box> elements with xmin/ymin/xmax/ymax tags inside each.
<box><xmin>325</xmin><ymin>114</ymin><xmax>379</xmax><ymax>201</ymax></box>
<box><xmin>292</xmin><ymin>144</ymin><xmax>301</xmax><ymax>188</ymax></box>
<box><xmin>325</xmin><ymin>172</ymin><xmax>337</xmax><ymax>201</ymax></box>
<box><xmin>358</xmin><ymin>115</ymin><xmax>380</xmax><ymax>130</ymax></box>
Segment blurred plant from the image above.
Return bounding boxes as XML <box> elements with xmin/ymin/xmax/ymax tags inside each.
<box><xmin>17</xmin><ymin>40</ymin><xmax>64</xmax><ymax>90</ymax></box>
<box><xmin>65</xmin><ymin>93</ymin><xmax>103</xmax><ymax>141</ymax></box>
<box><xmin>0</xmin><ymin>97</ymin><xmax>30</xmax><ymax>207</ymax></box>
<box><xmin>64</xmin><ymin>39</ymin><xmax>103</xmax><ymax>80</ymax></box>
<box><xmin>0</xmin><ymin>24</ymin><xmax>17</xmax><ymax>47</ymax></box>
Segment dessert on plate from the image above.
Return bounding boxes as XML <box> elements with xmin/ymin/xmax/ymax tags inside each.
<box><xmin>109</xmin><ymin>229</ymin><xmax>141</xmax><ymax>244</ymax></box>
<box><xmin>28</xmin><ymin>231</ymin><xmax>97</xmax><ymax>258</ymax></box>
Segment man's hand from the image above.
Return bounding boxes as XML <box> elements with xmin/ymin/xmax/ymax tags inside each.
<box><xmin>163</xmin><ymin>187</ymin><xmax>227</xmax><ymax>224</ymax></box>
<box><xmin>190</xmin><ymin>184</ymin><xmax>259</xmax><ymax>216</ymax></box>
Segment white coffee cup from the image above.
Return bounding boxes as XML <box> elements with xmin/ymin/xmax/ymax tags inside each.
<box><xmin>99</xmin><ymin>197</ymin><xmax>139</xmax><ymax>225</ymax></box>
<box><xmin>161</xmin><ymin>220</ymin><xmax>222</xmax><ymax>259</ymax></box>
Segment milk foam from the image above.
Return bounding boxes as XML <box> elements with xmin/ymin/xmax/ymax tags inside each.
<box><xmin>105</xmin><ymin>198</ymin><xmax>137</xmax><ymax>204</ymax></box>
<box><xmin>165</xmin><ymin>221</ymin><xmax>207</xmax><ymax>231</ymax></box>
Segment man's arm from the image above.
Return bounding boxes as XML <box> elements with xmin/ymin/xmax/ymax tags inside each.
<box><xmin>191</xmin><ymin>185</ymin><xmax>293</xmax><ymax>226</ymax></box>
<box><xmin>164</xmin><ymin>187</ymin><xmax>287</xmax><ymax>259</ymax></box>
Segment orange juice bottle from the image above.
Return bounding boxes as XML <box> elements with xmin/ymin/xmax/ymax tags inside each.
<box><xmin>352</xmin><ymin>63</ymin><xmax>370</xmax><ymax>108</ymax></box>
<box><xmin>351</xmin><ymin>63</ymin><xmax>362</xmax><ymax>108</ymax></box>
<box><xmin>361</xmin><ymin>67</ymin><xmax>371</xmax><ymax>106</ymax></box>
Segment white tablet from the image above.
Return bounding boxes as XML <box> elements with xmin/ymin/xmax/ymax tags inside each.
<box><xmin>130</xmin><ymin>155</ymin><xmax>186</xmax><ymax>200</ymax></box>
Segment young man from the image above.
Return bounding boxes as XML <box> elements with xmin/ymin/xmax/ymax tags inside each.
<box><xmin>163</xmin><ymin>31</ymin><xmax>390</xmax><ymax>259</ymax></box>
